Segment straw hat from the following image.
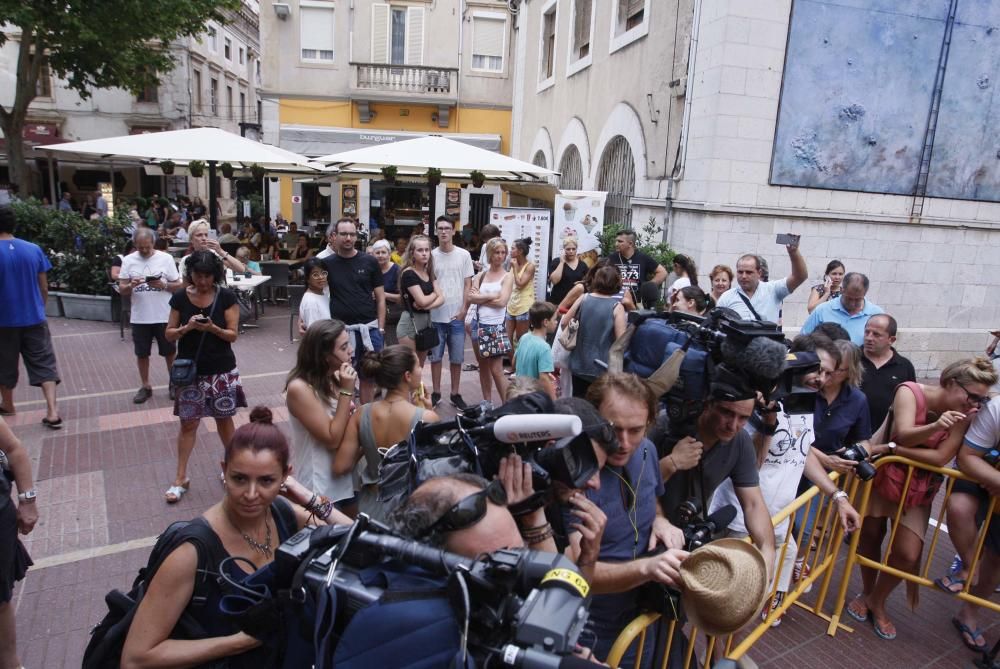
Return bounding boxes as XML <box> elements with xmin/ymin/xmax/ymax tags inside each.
<box><xmin>679</xmin><ymin>539</ymin><xmax>768</xmax><ymax>637</ymax></box>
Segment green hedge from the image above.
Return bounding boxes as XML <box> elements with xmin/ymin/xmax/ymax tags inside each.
<box><xmin>11</xmin><ymin>200</ymin><xmax>132</xmax><ymax>295</ymax></box>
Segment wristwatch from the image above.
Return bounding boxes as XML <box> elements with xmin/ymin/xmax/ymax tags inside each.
<box><xmin>18</xmin><ymin>489</ymin><xmax>37</xmax><ymax>503</ymax></box>
<box><xmin>887</xmin><ymin>441</ymin><xmax>897</xmax><ymax>455</ymax></box>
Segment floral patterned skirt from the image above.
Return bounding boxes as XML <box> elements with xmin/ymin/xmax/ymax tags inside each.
<box><xmin>173</xmin><ymin>368</ymin><xmax>248</xmax><ymax>421</ymax></box>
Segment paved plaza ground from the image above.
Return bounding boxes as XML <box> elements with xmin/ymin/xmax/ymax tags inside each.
<box><xmin>6</xmin><ymin>307</ymin><xmax>999</xmax><ymax>667</ymax></box>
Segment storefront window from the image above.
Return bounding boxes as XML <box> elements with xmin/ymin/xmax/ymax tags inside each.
<box><xmin>302</xmin><ymin>183</ymin><xmax>332</xmax><ymax>224</ymax></box>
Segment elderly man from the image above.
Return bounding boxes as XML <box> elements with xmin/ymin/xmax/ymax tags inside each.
<box><xmin>609</xmin><ymin>230</ymin><xmax>668</xmax><ymax>307</ymax></box>
<box><xmin>859</xmin><ymin>314</ymin><xmax>915</xmax><ymax>428</ymax></box>
<box><xmin>717</xmin><ymin>240</ymin><xmax>807</xmax><ymax>323</ymax></box>
<box><xmin>801</xmin><ymin>272</ymin><xmax>883</xmax><ymax>346</ymax></box>
<box><xmin>316</xmin><ymin>222</ymin><xmax>338</xmax><ymax>259</ymax></box>
<box><xmin>118</xmin><ymin>229</ymin><xmax>183</xmax><ymax>403</ymax></box>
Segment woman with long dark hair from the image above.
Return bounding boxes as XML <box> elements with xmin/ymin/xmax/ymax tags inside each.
<box><xmin>506</xmin><ymin>237</ymin><xmax>536</xmax><ymax>361</ymax></box>
<box><xmin>807</xmin><ymin>260</ymin><xmax>846</xmax><ymax>314</ymax></box>
<box><xmin>164</xmin><ymin>251</ymin><xmax>245</xmax><ymax>503</ymax></box>
<box><xmin>564</xmin><ymin>265</ymin><xmax>627</xmax><ymax>398</ymax></box>
<box><xmin>667</xmin><ymin>253</ymin><xmax>698</xmax><ymax>304</ymax></box>
<box><xmin>122</xmin><ymin>408</ymin><xmax>350</xmax><ymax>668</ymax></box>
<box><xmin>285</xmin><ymin>319</ymin><xmax>358</xmax><ymax>511</ymax></box>
<box><xmin>334</xmin><ymin>345</ymin><xmax>439</xmax><ymax>521</ymax></box>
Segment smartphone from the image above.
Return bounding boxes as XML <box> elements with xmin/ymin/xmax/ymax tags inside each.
<box><xmin>145</xmin><ymin>275</ymin><xmax>160</xmax><ymax>283</ymax></box>
<box><xmin>195</xmin><ymin>315</ymin><xmax>211</xmax><ymax>323</ymax></box>
<box><xmin>776</xmin><ymin>233</ymin><xmax>800</xmax><ymax>246</ymax></box>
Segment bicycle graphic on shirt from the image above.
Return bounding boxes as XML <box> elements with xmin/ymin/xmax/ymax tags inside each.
<box><xmin>769</xmin><ymin>414</ymin><xmax>813</xmax><ymax>460</ymax></box>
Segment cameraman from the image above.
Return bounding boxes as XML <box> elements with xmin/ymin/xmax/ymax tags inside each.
<box><xmin>651</xmin><ymin>379</ymin><xmax>777</xmax><ymax>581</ymax></box>
<box><xmin>581</xmin><ymin>373</ymin><xmax>691</xmax><ymax>665</ymax></box>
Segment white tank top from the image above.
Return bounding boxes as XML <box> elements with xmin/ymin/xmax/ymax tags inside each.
<box><xmin>477</xmin><ymin>277</ymin><xmax>507</xmax><ymax>325</ymax></box>
<box><xmin>289</xmin><ymin>390</ymin><xmax>355</xmax><ymax>502</ymax></box>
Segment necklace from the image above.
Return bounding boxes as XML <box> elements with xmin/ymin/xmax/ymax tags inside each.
<box><xmin>225</xmin><ymin>505</ymin><xmax>272</xmax><ymax>558</ymax></box>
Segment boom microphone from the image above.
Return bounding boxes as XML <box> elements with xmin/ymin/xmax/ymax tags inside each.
<box><xmin>470</xmin><ymin>414</ymin><xmax>583</xmax><ymax>444</ymax></box>
<box><xmin>721</xmin><ymin>336</ymin><xmax>787</xmax><ymax>383</ymax></box>
<box><xmin>704</xmin><ymin>504</ymin><xmax>738</xmax><ymax>534</ymax></box>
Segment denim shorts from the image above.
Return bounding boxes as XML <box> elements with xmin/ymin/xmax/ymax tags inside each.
<box><xmin>509</xmin><ymin>312</ymin><xmax>529</xmax><ymax>323</ymax></box>
<box><xmin>428</xmin><ymin>319</ymin><xmax>465</xmax><ymax>364</ymax></box>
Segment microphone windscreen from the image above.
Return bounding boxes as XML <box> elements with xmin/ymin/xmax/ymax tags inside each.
<box><xmin>729</xmin><ymin>337</ymin><xmax>787</xmax><ymax>382</ymax></box>
<box><xmin>706</xmin><ymin>504</ymin><xmax>738</xmax><ymax>531</ymax></box>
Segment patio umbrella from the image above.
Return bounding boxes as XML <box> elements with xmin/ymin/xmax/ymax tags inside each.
<box><xmin>39</xmin><ymin>127</ymin><xmax>323</xmax><ymax>227</ymax></box>
<box><xmin>315</xmin><ymin>135</ymin><xmax>559</xmax><ymax>183</ymax></box>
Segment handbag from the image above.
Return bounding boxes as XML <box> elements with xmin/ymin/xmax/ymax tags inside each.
<box><xmin>170</xmin><ymin>289</ymin><xmax>220</xmax><ymax>387</ymax></box>
<box><xmin>558</xmin><ymin>295</ymin><xmax>585</xmax><ymax>351</ymax></box>
<box><xmin>872</xmin><ymin>382</ymin><xmax>945</xmax><ymax>509</ymax></box>
<box><xmin>402</xmin><ymin>269</ymin><xmax>440</xmax><ymax>352</ymax></box>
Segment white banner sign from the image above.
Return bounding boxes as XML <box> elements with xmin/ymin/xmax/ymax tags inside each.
<box><xmin>489</xmin><ymin>207</ymin><xmax>552</xmax><ymax>301</ymax></box>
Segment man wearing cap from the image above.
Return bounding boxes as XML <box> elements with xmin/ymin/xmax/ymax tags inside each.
<box><xmin>650</xmin><ymin>375</ymin><xmax>777</xmax><ymax>575</ymax></box>
<box><xmin>581</xmin><ymin>372</ymin><xmax>692</xmax><ymax>665</ymax></box>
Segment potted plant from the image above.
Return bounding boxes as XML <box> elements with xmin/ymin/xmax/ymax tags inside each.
<box><xmin>159</xmin><ymin>160</ymin><xmax>175</xmax><ymax>175</ymax></box>
<box><xmin>381</xmin><ymin>165</ymin><xmax>398</xmax><ymax>184</ymax></box>
<box><xmin>470</xmin><ymin>170</ymin><xmax>486</xmax><ymax>188</ymax></box>
<box><xmin>250</xmin><ymin>163</ymin><xmax>267</xmax><ymax>181</ymax></box>
<box><xmin>425</xmin><ymin>167</ymin><xmax>442</xmax><ymax>188</ymax></box>
<box><xmin>220</xmin><ymin>162</ymin><xmax>235</xmax><ymax>179</ymax></box>
<box><xmin>187</xmin><ymin>160</ymin><xmax>206</xmax><ymax>178</ymax></box>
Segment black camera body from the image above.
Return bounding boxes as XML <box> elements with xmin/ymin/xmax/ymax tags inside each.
<box><xmin>839</xmin><ymin>443</ymin><xmax>876</xmax><ymax>481</ymax></box>
<box><xmin>274</xmin><ymin>519</ymin><xmax>591</xmax><ymax>668</ymax></box>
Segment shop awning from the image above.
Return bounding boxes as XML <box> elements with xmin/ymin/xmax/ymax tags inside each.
<box><xmin>280</xmin><ymin>126</ymin><xmax>502</xmax><ymax>157</ymax></box>
<box><xmin>315</xmin><ymin>135</ymin><xmax>558</xmax><ymax>183</ymax></box>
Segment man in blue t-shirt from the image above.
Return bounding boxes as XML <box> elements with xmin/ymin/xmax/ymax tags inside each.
<box><xmin>0</xmin><ymin>206</ymin><xmax>61</xmax><ymax>428</ymax></box>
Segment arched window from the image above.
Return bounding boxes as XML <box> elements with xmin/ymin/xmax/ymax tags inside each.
<box><xmin>532</xmin><ymin>150</ymin><xmax>547</xmax><ymax>168</ymax></box>
<box><xmin>596</xmin><ymin>135</ymin><xmax>635</xmax><ymax>228</ymax></box>
<box><xmin>558</xmin><ymin>145</ymin><xmax>583</xmax><ymax>190</ymax></box>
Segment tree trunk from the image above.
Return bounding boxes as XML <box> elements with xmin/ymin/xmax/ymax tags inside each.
<box><xmin>0</xmin><ymin>25</ymin><xmax>43</xmax><ymax>192</ymax></box>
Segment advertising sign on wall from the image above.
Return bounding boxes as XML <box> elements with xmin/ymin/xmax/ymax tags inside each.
<box><xmin>553</xmin><ymin>190</ymin><xmax>606</xmax><ymax>259</ymax></box>
<box><xmin>489</xmin><ymin>207</ymin><xmax>552</xmax><ymax>300</ymax></box>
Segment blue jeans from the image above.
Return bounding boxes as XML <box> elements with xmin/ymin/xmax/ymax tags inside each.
<box><xmin>428</xmin><ymin>319</ymin><xmax>465</xmax><ymax>364</ymax></box>
<box><xmin>349</xmin><ymin>327</ymin><xmax>384</xmax><ymax>371</ymax></box>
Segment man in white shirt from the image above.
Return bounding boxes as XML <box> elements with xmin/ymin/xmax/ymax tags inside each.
<box><xmin>118</xmin><ymin>228</ymin><xmax>183</xmax><ymax>403</ymax></box>
<box><xmin>717</xmin><ymin>239</ymin><xmax>808</xmax><ymax>323</ymax></box>
<box><xmin>429</xmin><ymin>216</ymin><xmax>474</xmax><ymax>410</ymax></box>
<box><xmin>95</xmin><ymin>193</ymin><xmax>108</xmax><ymax>218</ymax></box>
<box><xmin>316</xmin><ymin>222</ymin><xmax>337</xmax><ymax>259</ymax></box>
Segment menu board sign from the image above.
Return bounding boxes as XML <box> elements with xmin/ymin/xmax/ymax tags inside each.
<box><xmin>553</xmin><ymin>190</ymin><xmax>606</xmax><ymax>258</ymax></box>
<box><xmin>489</xmin><ymin>207</ymin><xmax>552</xmax><ymax>301</ymax></box>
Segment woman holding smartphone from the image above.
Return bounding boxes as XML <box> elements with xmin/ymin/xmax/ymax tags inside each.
<box><xmin>807</xmin><ymin>260</ymin><xmax>846</xmax><ymax>313</ymax></box>
<box><xmin>164</xmin><ymin>251</ymin><xmax>245</xmax><ymax>503</ymax></box>
<box><xmin>333</xmin><ymin>345</ymin><xmax>439</xmax><ymax>522</ymax></box>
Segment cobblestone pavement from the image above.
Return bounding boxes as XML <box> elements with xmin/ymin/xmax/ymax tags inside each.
<box><xmin>7</xmin><ymin>309</ymin><xmax>997</xmax><ymax>667</ymax></box>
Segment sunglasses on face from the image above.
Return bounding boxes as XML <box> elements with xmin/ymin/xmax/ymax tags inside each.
<box><xmin>957</xmin><ymin>381</ymin><xmax>988</xmax><ymax>406</ymax></box>
<box><xmin>419</xmin><ymin>480</ymin><xmax>507</xmax><ymax>538</ymax></box>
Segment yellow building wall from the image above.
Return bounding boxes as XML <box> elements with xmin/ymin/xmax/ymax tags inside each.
<box><xmin>277</xmin><ymin>99</ymin><xmax>512</xmax><ymax>218</ymax></box>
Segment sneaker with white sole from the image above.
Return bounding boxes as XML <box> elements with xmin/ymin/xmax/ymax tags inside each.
<box><xmin>761</xmin><ymin>591</ymin><xmax>786</xmax><ymax>627</ymax></box>
<box><xmin>793</xmin><ymin>559</ymin><xmax>812</xmax><ymax>593</ymax></box>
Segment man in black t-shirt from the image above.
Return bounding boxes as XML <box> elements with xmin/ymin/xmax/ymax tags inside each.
<box><xmin>322</xmin><ymin>218</ymin><xmax>385</xmax><ymax>403</ymax></box>
<box><xmin>859</xmin><ymin>314</ymin><xmax>915</xmax><ymax>428</ymax></box>
<box><xmin>609</xmin><ymin>230</ymin><xmax>667</xmax><ymax>307</ymax></box>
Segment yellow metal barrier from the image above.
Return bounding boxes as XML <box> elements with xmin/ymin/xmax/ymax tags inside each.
<box><xmin>827</xmin><ymin>455</ymin><xmax>1000</xmax><ymax>636</ymax></box>
<box><xmin>607</xmin><ymin>471</ymin><xmax>857</xmax><ymax>668</ymax></box>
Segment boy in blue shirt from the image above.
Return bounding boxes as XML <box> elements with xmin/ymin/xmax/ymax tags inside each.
<box><xmin>514</xmin><ymin>301</ymin><xmax>558</xmax><ymax>399</ymax></box>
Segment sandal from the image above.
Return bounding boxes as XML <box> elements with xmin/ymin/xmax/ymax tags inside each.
<box><xmin>935</xmin><ymin>574</ymin><xmax>967</xmax><ymax>595</ymax></box>
<box><xmin>871</xmin><ymin>615</ymin><xmax>896</xmax><ymax>641</ymax></box>
<box><xmin>846</xmin><ymin>595</ymin><xmax>869</xmax><ymax>623</ymax></box>
<box><xmin>952</xmin><ymin>617</ymin><xmax>988</xmax><ymax>652</ymax></box>
<box><xmin>0</xmin><ymin>405</ymin><xmax>14</xmax><ymax>416</ymax></box>
<box><xmin>164</xmin><ymin>480</ymin><xmax>190</xmax><ymax>504</ymax></box>
<box><xmin>41</xmin><ymin>417</ymin><xmax>63</xmax><ymax>430</ymax></box>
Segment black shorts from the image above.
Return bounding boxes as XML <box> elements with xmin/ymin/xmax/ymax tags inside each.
<box><xmin>952</xmin><ymin>478</ymin><xmax>1000</xmax><ymax>556</ymax></box>
<box><xmin>132</xmin><ymin>323</ymin><xmax>176</xmax><ymax>358</ymax></box>
<box><xmin>0</xmin><ymin>475</ymin><xmax>32</xmax><ymax>603</ymax></box>
<box><xmin>0</xmin><ymin>323</ymin><xmax>61</xmax><ymax>388</ymax></box>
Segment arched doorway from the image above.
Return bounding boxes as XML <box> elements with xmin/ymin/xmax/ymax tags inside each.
<box><xmin>596</xmin><ymin>135</ymin><xmax>635</xmax><ymax>228</ymax></box>
<box><xmin>532</xmin><ymin>150</ymin><xmax>547</xmax><ymax>168</ymax></box>
<box><xmin>558</xmin><ymin>145</ymin><xmax>583</xmax><ymax>190</ymax></box>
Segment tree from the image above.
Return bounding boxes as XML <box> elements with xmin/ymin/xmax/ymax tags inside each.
<box><xmin>0</xmin><ymin>0</ymin><xmax>239</xmax><ymax>189</ymax></box>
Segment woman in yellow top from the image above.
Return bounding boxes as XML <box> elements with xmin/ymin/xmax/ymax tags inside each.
<box><xmin>506</xmin><ymin>237</ymin><xmax>536</xmax><ymax>371</ymax></box>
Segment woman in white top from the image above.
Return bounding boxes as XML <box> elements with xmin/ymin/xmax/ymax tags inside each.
<box><xmin>468</xmin><ymin>237</ymin><xmax>514</xmax><ymax>404</ymax></box>
<box><xmin>297</xmin><ymin>258</ymin><xmax>332</xmax><ymax>335</ymax></box>
<box><xmin>285</xmin><ymin>319</ymin><xmax>358</xmax><ymax>512</ymax></box>
<box><xmin>667</xmin><ymin>254</ymin><xmax>698</xmax><ymax>304</ymax></box>
<box><xmin>178</xmin><ymin>219</ymin><xmax>246</xmax><ymax>282</ymax></box>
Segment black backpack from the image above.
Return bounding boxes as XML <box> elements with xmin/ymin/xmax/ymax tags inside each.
<box><xmin>81</xmin><ymin>518</ymin><xmax>231</xmax><ymax>669</ymax></box>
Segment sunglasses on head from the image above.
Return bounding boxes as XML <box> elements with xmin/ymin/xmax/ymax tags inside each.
<box><xmin>419</xmin><ymin>479</ymin><xmax>507</xmax><ymax>538</ymax></box>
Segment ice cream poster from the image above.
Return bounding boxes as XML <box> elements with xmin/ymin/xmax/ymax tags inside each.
<box><xmin>553</xmin><ymin>191</ymin><xmax>606</xmax><ymax>258</ymax></box>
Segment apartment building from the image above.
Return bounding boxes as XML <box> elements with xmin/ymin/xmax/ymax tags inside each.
<box><xmin>513</xmin><ymin>0</ymin><xmax>1000</xmax><ymax>374</ymax></box>
<box><xmin>0</xmin><ymin>2</ymin><xmax>261</xmax><ymax>214</ymax></box>
<box><xmin>259</xmin><ymin>0</ymin><xmax>516</xmax><ymax>233</ymax></box>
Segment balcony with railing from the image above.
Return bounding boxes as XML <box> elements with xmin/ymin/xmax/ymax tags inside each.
<box><xmin>351</xmin><ymin>62</ymin><xmax>459</xmax><ymax>102</ymax></box>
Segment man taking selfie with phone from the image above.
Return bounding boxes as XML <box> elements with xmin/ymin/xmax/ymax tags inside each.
<box><xmin>717</xmin><ymin>234</ymin><xmax>808</xmax><ymax>323</ymax></box>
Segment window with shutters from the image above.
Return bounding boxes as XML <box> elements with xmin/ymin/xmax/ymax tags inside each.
<box><xmin>194</xmin><ymin>70</ymin><xmax>203</xmax><ymax>112</ymax></box>
<box><xmin>28</xmin><ymin>52</ymin><xmax>53</xmax><ymax>98</ymax></box>
<box><xmin>136</xmin><ymin>84</ymin><xmax>158</xmax><ymax>103</ymax></box>
<box><xmin>301</xmin><ymin>1</ymin><xmax>335</xmax><ymax>62</ymax></box>
<box><xmin>567</xmin><ymin>0</ymin><xmax>594</xmax><ymax>76</ymax></box>
<box><xmin>210</xmin><ymin>77</ymin><xmax>218</xmax><ymax>115</ymax></box>
<box><xmin>537</xmin><ymin>0</ymin><xmax>557</xmax><ymax>89</ymax></box>
<box><xmin>472</xmin><ymin>14</ymin><xmax>505</xmax><ymax>73</ymax></box>
<box><xmin>371</xmin><ymin>4</ymin><xmax>423</xmax><ymax>66</ymax></box>
<box><xmin>207</xmin><ymin>26</ymin><xmax>218</xmax><ymax>52</ymax></box>
<box><xmin>224</xmin><ymin>36</ymin><xmax>232</xmax><ymax>61</ymax></box>
<box><xmin>240</xmin><ymin>91</ymin><xmax>246</xmax><ymax>121</ymax></box>
<box><xmin>227</xmin><ymin>85</ymin><xmax>234</xmax><ymax>119</ymax></box>
<box><xmin>610</xmin><ymin>0</ymin><xmax>649</xmax><ymax>53</ymax></box>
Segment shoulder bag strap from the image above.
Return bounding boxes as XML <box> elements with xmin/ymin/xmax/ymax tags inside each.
<box><xmin>736</xmin><ymin>291</ymin><xmax>762</xmax><ymax>321</ymax></box>
<box><xmin>190</xmin><ymin>288</ymin><xmax>222</xmax><ymax>364</ymax></box>
<box><xmin>899</xmin><ymin>381</ymin><xmax>927</xmax><ymax>425</ymax></box>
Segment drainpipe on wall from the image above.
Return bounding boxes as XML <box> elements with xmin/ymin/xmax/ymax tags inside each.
<box><xmin>457</xmin><ymin>0</ymin><xmax>465</xmax><ymax>133</ymax></box>
<box><xmin>665</xmin><ymin>0</ymin><xmax>702</xmax><ymax>249</ymax></box>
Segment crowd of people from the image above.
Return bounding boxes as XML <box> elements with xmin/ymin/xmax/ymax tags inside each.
<box><xmin>4</xmin><ymin>203</ymin><xmax>1000</xmax><ymax>668</ymax></box>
